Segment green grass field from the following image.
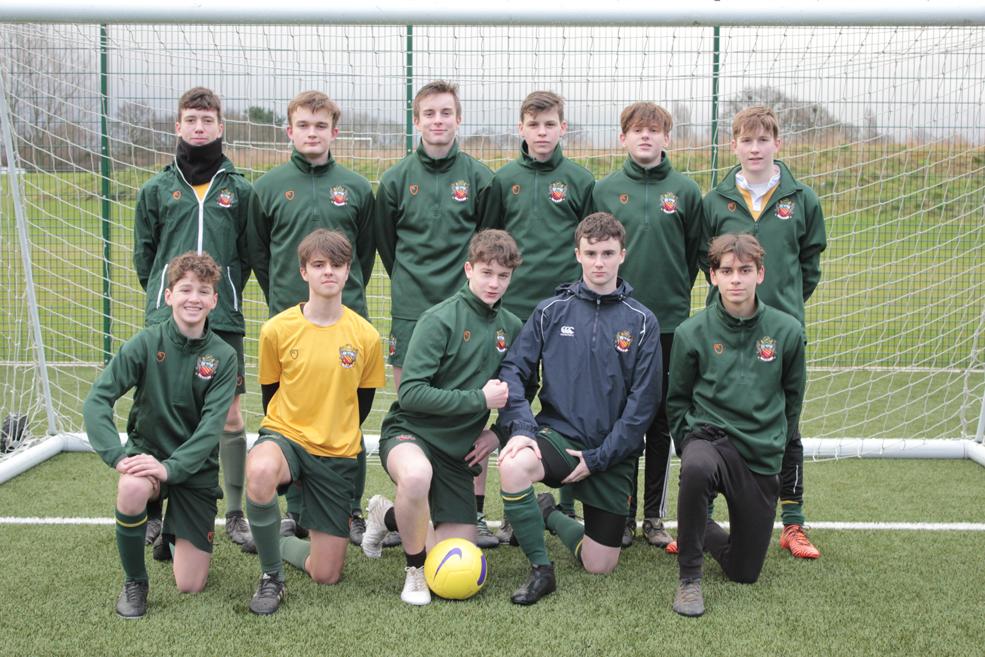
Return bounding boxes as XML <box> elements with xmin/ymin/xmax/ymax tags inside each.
<box><xmin>1</xmin><ymin>454</ymin><xmax>984</xmax><ymax>657</ymax></box>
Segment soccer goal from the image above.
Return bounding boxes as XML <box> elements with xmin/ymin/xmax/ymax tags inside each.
<box><xmin>1</xmin><ymin>2</ymin><xmax>984</xmax><ymax>482</ymax></box>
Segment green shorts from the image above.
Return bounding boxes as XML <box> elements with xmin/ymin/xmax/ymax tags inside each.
<box><xmin>213</xmin><ymin>330</ymin><xmax>246</xmax><ymax>394</ymax></box>
<box><xmin>537</xmin><ymin>427</ymin><xmax>635</xmax><ymax>517</ymax></box>
<box><xmin>378</xmin><ymin>433</ymin><xmax>478</xmax><ymax>525</ymax></box>
<box><xmin>387</xmin><ymin>318</ymin><xmax>417</xmax><ymax>368</ymax></box>
<box><xmin>256</xmin><ymin>430</ymin><xmax>358</xmax><ymax>538</ymax></box>
<box><xmin>159</xmin><ymin>483</ymin><xmax>220</xmax><ymax>553</ymax></box>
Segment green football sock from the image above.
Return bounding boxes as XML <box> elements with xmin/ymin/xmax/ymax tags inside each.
<box><xmin>285</xmin><ymin>483</ymin><xmax>303</xmax><ymax>517</ymax></box>
<box><xmin>558</xmin><ymin>485</ymin><xmax>576</xmax><ymax>516</ymax></box>
<box><xmin>280</xmin><ymin>536</ymin><xmax>311</xmax><ymax>573</ymax></box>
<box><xmin>246</xmin><ymin>495</ymin><xmax>283</xmax><ymax>579</ymax></box>
<box><xmin>351</xmin><ymin>442</ymin><xmax>366</xmax><ymax>515</ymax></box>
<box><xmin>502</xmin><ymin>486</ymin><xmax>551</xmax><ymax>566</ymax></box>
<box><xmin>115</xmin><ymin>509</ymin><xmax>148</xmax><ymax>582</ymax></box>
<box><xmin>780</xmin><ymin>500</ymin><xmax>806</xmax><ymax>526</ymax></box>
<box><xmin>219</xmin><ymin>429</ymin><xmax>246</xmax><ymax>514</ymax></box>
<box><xmin>547</xmin><ymin>509</ymin><xmax>585</xmax><ymax>561</ymax></box>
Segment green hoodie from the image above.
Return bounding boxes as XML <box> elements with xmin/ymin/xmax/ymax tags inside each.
<box><xmin>667</xmin><ymin>297</ymin><xmax>806</xmax><ymax>476</ymax></box>
<box><xmin>481</xmin><ymin>143</ymin><xmax>595</xmax><ymax>321</ymax></box>
<box><xmin>133</xmin><ymin>157</ymin><xmax>254</xmax><ymax>334</ymax></box>
<box><xmin>374</xmin><ymin>141</ymin><xmax>492</xmax><ymax>321</ymax></box>
<box><xmin>380</xmin><ymin>284</ymin><xmax>522</xmax><ymax>459</ymax></box>
<box><xmin>83</xmin><ymin>318</ymin><xmax>237</xmax><ymax>488</ymax></box>
<box><xmin>700</xmin><ymin>160</ymin><xmax>827</xmax><ymax>324</ymax></box>
<box><xmin>593</xmin><ymin>154</ymin><xmax>703</xmax><ymax>332</ymax></box>
<box><xmin>248</xmin><ymin>149</ymin><xmax>375</xmax><ymax>317</ymax></box>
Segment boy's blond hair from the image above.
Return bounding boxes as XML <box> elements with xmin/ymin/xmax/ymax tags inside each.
<box><xmin>520</xmin><ymin>91</ymin><xmax>565</xmax><ymax>123</ymax></box>
<box><xmin>468</xmin><ymin>230</ymin><xmax>523</xmax><ymax>270</ymax></box>
<box><xmin>413</xmin><ymin>80</ymin><xmax>461</xmax><ymax>120</ymax></box>
<box><xmin>732</xmin><ymin>106</ymin><xmax>780</xmax><ymax>140</ymax></box>
<box><xmin>287</xmin><ymin>90</ymin><xmax>341</xmax><ymax>127</ymax></box>
<box><xmin>298</xmin><ymin>229</ymin><xmax>352</xmax><ymax>268</ymax></box>
<box><xmin>167</xmin><ymin>251</ymin><xmax>222</xmax><ymax>289</ymax></box>
<box><xmin>178</xmin><ymin>87</ymin><xmax>222</xmax><ymax>122</ymax></box>
<box><xmin>620</xmin><ymin>102</ymin><xmax>672</xmax><ymax>135</ymax></box>
<box><xmin>708</xmin><ymin>233</ymin><xmax>766</xmax><ymax>271</ymax></box>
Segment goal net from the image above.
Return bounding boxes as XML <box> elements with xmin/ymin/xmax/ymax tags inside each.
<box><xmin>1</xmin><ymin>21</ymin><xmax>983</xmax><ymax>463</ymax></box>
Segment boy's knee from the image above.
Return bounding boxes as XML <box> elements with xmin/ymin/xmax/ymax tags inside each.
<box><xmin>396</xmin><ymin>469</ymin><xmax>432</xmax><ymax>500</ymax></box>
<box><xmin>175</xmin><ymin>574</ymin><xmax>208</xmax><ymax>594</ymax></box>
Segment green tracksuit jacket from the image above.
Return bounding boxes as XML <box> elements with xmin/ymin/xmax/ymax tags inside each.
<box><xmin>82</xmin><ymin>318</ymin><xmax>237</xmax><ymax>488</ymax></box>
<box><xmin>667</xmin><ymin>297</ymin><xmax>806</xmax><ymax>475</ymax></box>
<box><xmin>248</xmin><ymin>149</ymin><xmax>375</xmax><ymax>317</ymax></box>
<box><xmin>593</xmin><ymin>154</ymin><xmax>703</xmax><ymax>332</ymax></box>
<box><xmin>480</xmin><ymin>143</ymin><xmax>595</xmax><ymax>321</ymax></box>
<box><xmin>374</xmin><ymin>141</ymin><xmax>492</xmax><ymax>321</ymax></box>
<box><xmin>380</xmin><ymin>284</ymin><xmax>523</xmax><ymax>460</ymax></box>
<box><xmin>700</xmin><ymin>160</ymin><xmax>827</xmax><ymax>324</ymax></box>
<box><xmin>133</xmin><ymin>157</ymin><xmax>254</xmax><ymax>334</ymax></box>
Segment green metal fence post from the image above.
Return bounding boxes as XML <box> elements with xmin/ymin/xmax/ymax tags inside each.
<box><xmin>99</xmin><ymin>24</ymin><xmax>112</xmax><ymax>363</ymax></box>
<box><xmin>405</xmin><ymin>25</ymin><xmax>414</xmax><ymax>155</ymax></box>
<box><xmin>710</xmin><ymin>25</ymin><xmax>721</xmax><ymax>187</ymax></box>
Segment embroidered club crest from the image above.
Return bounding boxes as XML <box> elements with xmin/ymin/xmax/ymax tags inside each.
<box><xmin>290</xmin><ymin>349</ymin><xmax>299</xmax><ymax>360</ymax></box>
<box><xmin>339</xmin><ymin>344</ymin><xmax>358</xmax><ymax>368</ymax></box>
<box><xmin>775</xmin><ymin>197</ymin><xmax>795</xmax><ymax>220</ymax></box>
<box><xmin>156</xmin><ymin>351</ymin><xmax>166</xmax><ymax>363</ymax></box>
<box><xmin>619</xmin><ymin>193</ymin><xmax>629</xmax><ymax>205</ymax></box>
<box><xmin>615</xmin><ymin>330</ymin><xmax>633</xmax><ymax>353</ymax></box>
<box><xmin>172</xmin><ymin>190</ymin><xmax>182</xmax><ymax>200</ymax></box>
<box><xmin>451</xmin><ymin>180</ymin><xmax>470</xmax><ymax>203</ymax></box>
<box><xmin>727</xmin><ymin>201</ymin><xmax>737</xmax><ymax>212</ymax></box>
<box><xmin>217</xmin><ymin>189</ymin><xmax>234</xmax><ymax>208</ymax></box>
<box><xmin>196</xmin><ymin>354</ymin><xmax>219</xmax><ymax>380</ymax></box>
<box><xmin>511</xmin><ymin>184</ymin><xmax>521</xmax><ymax>196</ymax></box>
<box><xmin>207</xmin><ymin>530</ymin><xmax>214</xmax><ymax>544</ymax></box>
<box><xmin>463</xmin><ymin>330</ymin><xmax>471</xmax><ymax>342</ymax></box>
<box><xmin>713</xmin><ymin>343</ymin><xmax>725</xmax><ymax>355</ymax></box>
<box><xmin>548</xmin><ymin>181</ymin><xmax>567</xmax><ymax>204</ymax></box>
<box><xmin>331</xmin><ymin>185</ymin><xmax>348</xmax><ymax>207</ymax></box>
<box><xmin>285</xmin><ymin>190</ymin><xmax>295</xmax><ymax>201</ymax></box>
<box><xmin>389</xmin><ymin>334</ymin><xmax>397</xmax><ymax>357</ymax></box>
<box><xmin>409</xmin><ymin>184</ymin><xmax>419</xmax><ymax>196</ymax></box>
<box><xmin>756</xmin><ymin>336</ymin><xmax>777</xmax><ymax>362</ymax></box>
<box><xmin>660</xmin><ymin>192</ymin><xmax>678</xmax><ymax>214</ymax></box>
<box><xmin>495</xmin><ymin>329</ymin><xmax>508</xmax><ymax>353</ymax></box>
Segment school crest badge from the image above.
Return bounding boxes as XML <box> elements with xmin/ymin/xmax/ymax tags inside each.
<box><xmin>409</xmin><ymin>184</ymin><xmax>419</xmax><ymax>196</ymax></box>
<box><xmin>727</xmin><ymin>201</ymin><xmax>737</xmax><ymax>212</ymax></box>
<box><xmin>775</xmin><ymin>197</ymin><xmax>795</xmax><ymax>220</ymax></box>
<box><xmin>196</xmin><ymin>354</ymin><xmax>218</xmax><ymax>380</ymax></box>
<box><xmin>495</xmin><ymin>329</ymin><xmax>508</xmax><ymax>353</ymax></box>
<box><xmin>548</xmin><ymin>181</ymin><xmax>567</xmax><ymax>204</ymax></box>
<box><xmin>756</xmin><ymin>336</ymin><xmax>777</xmax><ymax>362</ymax></box>
<box><xmin>619</xmin><ymin>193</ymin><xmax>629</xmax><ymax>205</ymax></box>
<box><xmin>451</xmin><ymin>180</ymin><xmax>470</xmax><ymax>203</ymax></box>
<box><xmin>463</xmin><ymin>330</ymin><xmax>471</xmax><ymax>342</ymax></box>
<box><xmin>290</xmin><ymin>349</ymin><xmax>299</xmax><ymax>360</ymax></box>
<box><xmin>172</xmin><ymin>190</ymin><xmax>182</xmax><ymax>200</ymax></box>
<box><xmin>511</xmin><ymin>184</ymin><xmax>521</xmax><ymax>196</ymax></box>
<box><xmin>389</xmin><ymin>334</ymin><xmax>397</xmax><ymax>357</ymax></box>
<box><xmin>339</xmin><ymin>344</ymin><xmax>358</xmax><ymax>368</ymax></box>
<box><xmin>331</xmin><ymin>186</ymin><xmax>348</xmax><ymax>207</ymax></box>
<box><xmin>713</xmin><ymin>343</ymin><xmax>725</xmax><ymax>355</ymax></box>
<box><xmin>207</xmin><ymin>530</ymin><xmax>214</xmax><ymax>544</ymax></box>
<box><xmin>615</xmin><ymin>330</ymin><xmax>633</xmax><ymax>353</ymax></box>
<box><xmin>156</xmin><ymin>351</ymin><xmax>166</xmax><ymax>363</ymax></box>
<box><xmin>217</xmin><ymin>189</ymin><xmax>234</xmax><ymax>208</ymax></box>
<box><xmin>660</xmin><ymin>192</ymin><xmax>678</xmax><ymax>214</ymax></box>
<box><xmin>285</xmin><ymin>190</ymin><xmax>295</xmax><ymax>201</ymax></box>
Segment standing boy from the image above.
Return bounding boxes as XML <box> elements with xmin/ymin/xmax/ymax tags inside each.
<box><xmin>83</xmin><ymin>252</ymin><xmax>237</xmax><ymax>619</ymax></box>
<box><xmin>667</xmin><ymin>233</ymin><xmax>806</xmax><ymax>616</ymax></box>
<box><xmin>496</xmin><ymin>213</ymin><xmax>662</xmax><ymax>605</ymax></box>
<box><xmin>699</xmin><ymin>105</ymin><xmax>826</xmax><ymax>559</ymax></box>
<box><xmin>249</xmin><ymin>90</ymin><xmax>376</xmax><ymax>546</ymax></box>
<box><xmin>133</xmin><ymin>87</ymin><xmax>255</xmax><ymax>552</ymax></box>
<box><xmin>362</xmin><ymin>230</ymin><xmax>523</xmax><ymax>606</ymax></box>
<box><xmin>593</xmin><ymin>102</ymin><xmax>704</xmax><ymax>548</ymax></box>
<box><xmin>480</xmin><ymin>90</ymin><xmax>596</xmax><ymax>541</ymax></box>
<box><xmin>244</xmin><ymin>229</ymin><xmax>385</xmax><ymax>616</ymax></box>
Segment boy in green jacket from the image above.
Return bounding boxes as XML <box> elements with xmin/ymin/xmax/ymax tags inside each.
<box><xmin>83</xmin><ymin>252</ymin><xmax>237</xmax><ymax>619</ymax></box>
<box><xmin>697</xmin><ymin>106</ymin><xmax>826</xmax><ymax>560</ymax></box>
<box><xmin>668</xmin><ymin>233</ymin><xmax>806</xmax><ymax>617</ymax></box>
<box><xmin>248</xmin><ymin>90</ymin><xmax>377</xmax><ymax>546</ymax></box>
<box><xmin>593</xmin><ymin>102</ymin><xmax>703</xmax><ymax>548</ymax></box>
<box><xmin>133</xmin><ymin>87</ymin><xmax>255</xmax><ymax>552</ymax></box>
<box><xmin>361</xmin><ymin>229</ymin><xmax>523</xmax><ymax>606</ymax></box>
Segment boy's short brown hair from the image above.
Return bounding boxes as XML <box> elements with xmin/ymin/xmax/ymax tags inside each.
<box><xmin>468</xmin><ymin>229</ymin><xmax>523</xmax><ymax>270</ymax></box>
<box><xmin>707</xmin><ymin>233</ymin><xmax>766</xmax><ymax>271</ymax></box>
<box><xmin>520</xmin><ymin>91</ymin><xmax>564</xmax><ymax>123</ymax></box>
<box><xmin>167</xmin><ymin>251</ymin><xmax>222</xmax><ymax>289</ymax></box>
<box><xmin>287</xmin><ymin>90</ymin><xmax>341</xmax><ymax>127</ymax></box>
<box><xmin>178</xmin><ymin>87</ymin><xmax>222</xmax><ymax>122</ymax></box>
<box><xmin>732</xmin><ymin>106</ymin><xmax>780</xmax><ymax>140</ymax></box>
<box><xmin>620</xmin><ymin>102</ymin><xmax>672</xmax><ymax>135</ymax></box>
<box><xmin>297</xmin><ymin>229</ymin><xmax>352</xmax><ymax>268</ymax></box>
<box><xmin>413</xmin><ymin>80</ymin><xmax>461</xmax><ymax>120</ymax></box>
<box><xmin>575</xmin><ymin>212</ymin><xmax>626</xmax><ymax>250</ymax></box>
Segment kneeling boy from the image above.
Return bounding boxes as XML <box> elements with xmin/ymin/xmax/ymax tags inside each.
<box><xmin>362</xmin><ymin>229</ymin><xmax>523</xmax><ymax>605</ymax></box>
<box><xmin>667</xmin><ymin>233</ymin><xmax>806</xmax><ymax>617</ymax></box>
<box><xmin>83</xmin><ymin>252</ymin><xmax>237</xmax><ymax>619</ymax></box>
<box><xmin>244</xmin><ymin>229</ymin><xmax>385</xmax><ymax>615</ymax></box>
